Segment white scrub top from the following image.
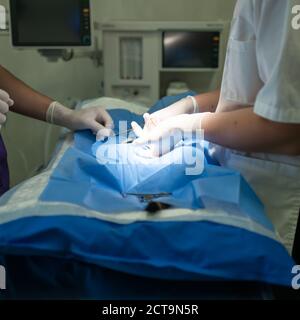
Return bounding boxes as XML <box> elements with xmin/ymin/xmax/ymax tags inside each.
<box><xmin>213</xmin><ymin>0</ymin><xmax>300</xmax><ymax>252</ymax></box>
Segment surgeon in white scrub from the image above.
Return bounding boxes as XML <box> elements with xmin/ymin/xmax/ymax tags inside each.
<box><xmin>133</xmin><ymin>0</ymin><xmax>300</xmax><ymax>252</ymax></box>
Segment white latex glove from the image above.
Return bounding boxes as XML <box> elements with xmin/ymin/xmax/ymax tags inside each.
<box><xmin>46</xmin><ymin>102</ymin><xmax>114</xmax><ymax>141</ymax></box>
<box><xmin>0</xmin><ymin>89</ymin><xmax>14</xmax><ymax>127</ymax></box>
<box><xmin>142</xmin><ymin>96</ymin><xmax>199</xmax><ymax>132</ymax></box>
<box><xmin>132</xmin><ymin>113</ymin><xmax>210</xmax><ymax>157</ymax></box>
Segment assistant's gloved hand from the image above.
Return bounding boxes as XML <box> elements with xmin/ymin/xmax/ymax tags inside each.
<box><xmin>0</xmin><ymin>89</ymin><xmax>14</xmax><ymax>126</ymax></box>
<box><xmin>142</xmin><ymin>96</ymin><xmax>199</xmax><ymax>132</ymax></box>
<box><xmin>46</xmin><ymin>101</ymin><xmax>114</xmax><ymax>141</ymax></box>
<box><xmin>131</xmin><ymin>112</ymin><xmax>211</xmax><ymax>157</ymax></box>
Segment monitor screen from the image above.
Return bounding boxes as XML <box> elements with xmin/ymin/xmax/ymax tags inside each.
<box><xmin>163</xmin><ymin>31</ymin><xmax>220</xmax><ymax>69</ymax></box>
<box><xmin>10</xmin><ymin>0</ymin><xmax>91</xmax><ymax>47</ymax></box>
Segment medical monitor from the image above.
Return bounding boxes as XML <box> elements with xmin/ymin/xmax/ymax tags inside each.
<box><xmin>162</xmin><ymin>31</ymin><xmax>220</xmax><ymax>69</ymax></box>
<box><xmin>10</xmin><ymin>0</ymin><xmax>92</xmax><ymax>48</ymax></box>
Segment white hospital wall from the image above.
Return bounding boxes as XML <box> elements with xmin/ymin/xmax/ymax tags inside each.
<box><xmin>0</xmin><ymin>0</ymin><xmax>236</xmax><ymax>187</ymax></box>
<box><xmin>96</xmin><ymin>0</ymin><xmax>236</xmax><ymax>21</ymax></box>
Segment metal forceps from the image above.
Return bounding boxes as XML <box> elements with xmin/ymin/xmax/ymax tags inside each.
<box><xmin>124</xmin><ymin>192</ymin><xmax>172</xmax><ymax>203</ymax></box>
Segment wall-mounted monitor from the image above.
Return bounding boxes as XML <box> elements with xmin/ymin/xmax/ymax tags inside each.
<box><xmin>162</xmin><ymin>31</ymin><xmax>220</xmax><ymax>69</ymax></box>
<box><xmin>10</xmin><ymin>0</ymin><xmax>92</xmax><ymax>48</ymax></box>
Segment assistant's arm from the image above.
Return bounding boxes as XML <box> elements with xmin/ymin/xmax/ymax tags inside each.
<box><xmin>0</xmin><ymin>65</ymin><xmax>51</xmax><ymax>121</ymax></box>
<box><xmin>202</xmin><ymin>107</ymin><xmax>300</xmax><ymax>156</ymax></box>
<box><xmin>0</xmin><ymin>65</ymin><xmax>114</xmax><ymax>140</ymax></box>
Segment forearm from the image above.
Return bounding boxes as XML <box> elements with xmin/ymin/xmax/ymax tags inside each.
<box><xmin>202</xmin><ymin>107</ymin><xmax>300</xmax><ymax>155</ymax></box>
<box><xmin>0</xmin><ymin>65</ymin><xmax>52</xmax><ymax>121</ymax></box>
<box><xmin>195</xmin><ymin>90</ymin><xmax>220</xmax><ymax>113</ymax></box>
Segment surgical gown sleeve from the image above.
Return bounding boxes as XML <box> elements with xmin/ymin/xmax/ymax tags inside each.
<box><xmin>253</xmin><ymin>0</ymin><xmax>300</xmax><ymax>123</ymax></box>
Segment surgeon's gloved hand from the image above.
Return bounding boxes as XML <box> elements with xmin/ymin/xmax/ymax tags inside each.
<box><xmin>132</xmin><ymin>112</ymin><xmax>210</xmax><ymax>157</ymax></box>
<box><xmin>46</xmin><ymin>101</ymin><xmax>114</xmax><ymax>141</ymax></box>
<box><xmin>142</xmin><ymin>96</ymin><xmax>199</xmax><ymax>132</ymax></box>
<box><xmin>0</xmin><ymin>89</ymin><xmax>14</xmax><ymax>127</ymax></box>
